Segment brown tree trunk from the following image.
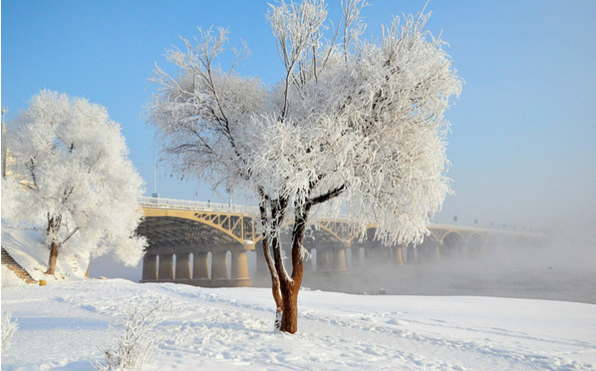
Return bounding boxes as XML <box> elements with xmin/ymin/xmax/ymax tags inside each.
<box><xmin>46</xmin><ymin>241</ymin><xmax>59</xmax><ymax>275</ymax></box>
<box><xmin>277</xmin><ymin>207</ymin><xmax>308</xmax><ymax>334</ymax></box>
<box><xmin>262</xmin><ymin>186</ymin><xmax>344</xmax><ymax>334</ymax></box>
<box><xmin>279</xmin><ymin>281</ymin><xmax>299</xmax><ymax>333</ymax></box>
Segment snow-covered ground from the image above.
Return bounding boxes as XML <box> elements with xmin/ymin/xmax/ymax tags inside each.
<box><xmin>2</xmin><ymin>279</ymin><xmax>595</xmax><ymax>371</ymax></box>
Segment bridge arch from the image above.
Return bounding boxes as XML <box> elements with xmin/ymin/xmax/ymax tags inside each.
<box><xmin>413</xmin><ymin>234</ymin><xmax>440</xmax><ymax>263</ymax></box>
<box><xmin>466</xmin><ymin>233</ymin><xmax>486</xmax><ymax>258</ymax></box>
<box><xmin>441</xmin><ymin>232</ymin><xmax>465</xmax><ymax>258</ymax></box>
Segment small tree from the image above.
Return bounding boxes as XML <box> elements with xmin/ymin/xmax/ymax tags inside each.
<box><xmin>1</xmin><ymin>311</ymin><xmax>18</xmax><ymax>351</ymax></box>
<box><xmin>149</xmin><ymin>0</ymin><xmax>461</xmax><ymax>333</ymax></box>
<box><xmin>94</xmin><ymin>301</ymin><xmax>165</xmax><ymax>371</ymax></box>
<box><xmin>6</xmin><ymin>90</ymin><xmax>147</xmax><ymax>275</ymax></box>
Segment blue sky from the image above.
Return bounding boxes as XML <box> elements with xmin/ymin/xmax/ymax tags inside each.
<box><xmin>3</xmin><ymin>0</ymin><xmax>596</xmax><ymax>232</ymax></box>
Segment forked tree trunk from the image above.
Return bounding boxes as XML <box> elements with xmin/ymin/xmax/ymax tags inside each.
<box><xmin>261</xmin><ymin>197</ymin><xmax>313</xmax><ymax>333</ymax></box>
<box><xmin>262</xmin><ymin>217</ymin><xmax>302</xmax><ymax>332</ymax></box>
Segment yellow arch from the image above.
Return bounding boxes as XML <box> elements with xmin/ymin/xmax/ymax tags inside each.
<box><xmin>142</xmin><ymin>207</ymin><xmax>259</xmax><ymax>246</ymax></box>
<box><xmin>440</xmin><ymin>230</ymin><xmax>465</xmax><ymax>245</ymax></box>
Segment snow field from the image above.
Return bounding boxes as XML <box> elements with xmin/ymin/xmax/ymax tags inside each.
<box><xmin>1</xmin><ymin>279</ymin><xmax>595</xmax><ymax>370</ymax></box>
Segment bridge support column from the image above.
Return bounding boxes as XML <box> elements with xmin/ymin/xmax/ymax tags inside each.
<box><xmin>461</xmin><ymin>245</ymin><xmax>468</xmax><ymax>259</ymax></box>
<box><xmin>356</xmin><ymin>247</ymin><xmax>366</xmax><ymax>267</ymax></box>
<box><xmin>211</xmin><ymin>251</ymin><xmax>229</xmax><ymax>279</ymax></box>
<box><xmin>394</xmin><ymin>246</ymin><xmax>404</xmax><ymax>265</ymax></box>
<box><xmin>175</xmin><ymin>252</ymin><xmax>191</xmax><ymax>279</ymax></box>
<box><xmin>158</xmin><ymin>253</ymin><xmax>174</xmax><ymax>280</ymax></box>
<box><xmin>317</xmin><ymin>249</ymin><xmax>331</xmax><ymax>271</ymax></box>
<box><xmin>231</xmin><ymin>250</ymin><xmax>249</xmax><ymax>279</ymax></box>
<box><xmin>193</xmin><ymin>252</ymin><xmax>210</xmax><ymax>279</ymax></box>
<box><xmin>303</xmin><ymin>248</ymin><xmax>314</xmax><ymax>271</ymax></box>
<box><xmin>142</xmin><ymin>254</ymin><xmax>158</xmax><ymax>280</ymax></box>
<box><xmin>255</xmin><ymin>241</ymin><xmax>269</xmax><ymax>275</ymax></box>
<box><xmin>333</xmin><ymin>247</ymin><xmax>347</xmax><ymax>271</ymax></box>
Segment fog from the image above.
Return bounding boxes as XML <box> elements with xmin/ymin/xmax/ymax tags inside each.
<box><xmin>286</xmin><ymin>229</ymin><xmax>596</xmax><ymax>305</ymax></box>
<box><xmin>89</xmin><ymin>215</ymin><xmax>596</xmax><ymax>305</ymax></box>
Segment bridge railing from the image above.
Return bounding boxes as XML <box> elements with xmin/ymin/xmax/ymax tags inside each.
<box><xmin>139</xmin><ymin>196</ymin><xmax>542</xmax><ymax>238</ymax></box>
<box><xmin>140</xmin><ymin>196</ymin><xmax>348</xmax><ymax>222</ymax></box>
<box><xmin>139</xmin><ymin>196</ymin><xmax>259</xmax><ymax>215</ymax></box>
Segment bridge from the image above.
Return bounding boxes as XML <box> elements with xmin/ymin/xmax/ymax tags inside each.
<box><xmin>137</xmin><ymin>197</ymin><xmax>542</xmax><ymax>287</ymax></box>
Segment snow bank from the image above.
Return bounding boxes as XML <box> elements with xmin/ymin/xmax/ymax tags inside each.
<box><xmin>1</xmin><ymin>224</ymin><xmax>89</xmax><ymax>282</ymax></box>
<box><xmin>2</xmin><ymin>279</ymin><xmax>595</xmax><ymax>371</ymax></box>
<box><xmin>1</xmin><ymin>265</ymin><xmax>25</xmax><ymax>287</ymax></box>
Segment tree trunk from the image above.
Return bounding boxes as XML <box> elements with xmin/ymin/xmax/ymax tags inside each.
<box><xmin>277</xmin><ymin>207</ymin><xmax>308</xmax><ymax>334</ymax></box>
<box><xmin>279</xmin><ymin>281</ymin><xmax>299</xmax><ymax>333</ymax></box>
<box><xmin>260</xmin><ymin>197</ymin><xmax>310</xmax><ymax>333</ymax></box>
<box><xmin>45</xmin><ymin>214</ymin><xmax>62</xmax><ymax>275</ymax></box>
<box><xmin>262</xmin><ymin>237</ymin><xmax>283</xmax><ymax>321</ymax></box>
<box><xmin>46</xmin><ymin>241</ymin><xmax>59</xmax><ymax>275</ymax></box>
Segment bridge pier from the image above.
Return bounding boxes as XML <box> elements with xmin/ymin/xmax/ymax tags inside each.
<box><xmin>333</xmin><ymin>246</ymin><xmax>348</xmax><ymax>271</ymax></box>
<box><xmin>316</xmin><ymin>248</ymin><xmax>331</xmax><ymax>271</ymax></box>
<box><xmin>255</xmin><ymin>241</ymin><xmax>268</xmax><ymax>274</ymax></box>
<box><xmin>406</xmin><ymin>245</ymin><xmax>416</xmax><ymax>264</ymax></box>
<box><xmin>175</xmin><ymin>252</ymin><xmax>191</xmax><ymax>279</ymax></box>
<box><xmin>231</xmin><ymin>250</ymin><xmax>250</xmax><ymax>280</ymax></box>
<box><xmin>193</xmin><ymin>252</ymin><xmax>210</xmax><ymax>279</ymax></box>
<box><xmin>211</xmin><ymin>251</ymin><xmax>229</xmax><ymax>279</ymax></box>
<box><xmin>303</xmin><ymin>248</ymin><xmax>314</xmax><ymax>271</ymax></box>
<box><xmin>393</xmin><ymin>246</ymin><xmax>404</xmax><ymax>265</ymax></box>
<box><xmin>158</xmin><ymin>253</ymin><xmax>174</xmax><ymax>280</ymax></box>
<box><xmin>142</xmin><ymin>254</ymin><xmax>158</xmax><ymax>280</ymax></box>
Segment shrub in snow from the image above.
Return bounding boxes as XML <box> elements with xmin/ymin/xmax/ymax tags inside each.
<box><xmin>5</xmin><ymin>90</ymin><xmax>147</xmax><ymax>276</ymax></box>
<box><xmin>94</xmin><ymin>301</ymin><xmax>166</xmax><ymax>371</ymax></box>
<box><xmin>1</xmin><ymin>311</ymin><xmax>18</xmax><ymax>351</ymax></box>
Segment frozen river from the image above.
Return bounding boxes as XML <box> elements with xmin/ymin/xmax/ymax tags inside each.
<box><xmin>255</xmin><ymin>243</ymin><xmax>596</xmax><ymax>305</ymax></box>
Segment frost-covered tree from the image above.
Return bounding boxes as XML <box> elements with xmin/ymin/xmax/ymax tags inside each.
<box><xmin>95</xmin><ymin>301</ymin><xmax>165</xmax><ymax>371</ymax></box>
<box><xmin>149</xmin><ymin>0</ymin><xmax>461</xmax><ymax>333</ymax></box>
<box><xmin>1</xmin><ymin>311</ymin><xmax>18</xmax><ymax>351</ymax></box>
<box><xmin>5</xmin><ymin>90</ymin><xmax>147</xmax><ymax>275</ymax></box>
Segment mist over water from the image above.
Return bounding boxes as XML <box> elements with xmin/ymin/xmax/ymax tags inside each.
<box><xmin>91</xmin><ymin>212</ymin><xmax>596</xmax><ymax>305</ymax></box>
<box><xmin>264</xmin><ymin>233</ymin><xmax>596</xmax><ymax>305</ymax></box>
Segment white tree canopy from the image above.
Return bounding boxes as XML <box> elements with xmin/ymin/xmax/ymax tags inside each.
<box><xmin>5</xmin><ymin>90</ymin><xmax>147</xmax><ymax>266</ymax></box>
<box><xmin>149</xmin><ymin>1</ymin><xmax>462</xmax><ymax>247</ymax></box>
